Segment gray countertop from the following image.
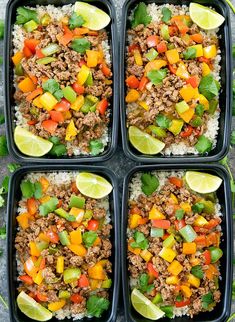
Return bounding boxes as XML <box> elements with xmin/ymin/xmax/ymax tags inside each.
<box><xmin>0</xmin><ymin>0</ymin><xmax>235</xmax><ymax>321</ymax></box>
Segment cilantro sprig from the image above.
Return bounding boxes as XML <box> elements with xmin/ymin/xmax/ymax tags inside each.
<box><xmin>69</xmin><ymin>13</ymin><xmax>85</xmax><ymax>29</ymax></box>
<box><xmin>86</xmin><ymin>295</ymin><xmax>110</xmax><ymax>318</ymax></box>
<box><xmin>141</xmin><ymin>173</ymin><xmax>159</xmax><ymax>196</ymax></box>
<box><xmin>71</xmin><ymin>38</ymin><xmax>91</xmax><ymax>54</ymax></box>
<box><xmin>139</xmin><ymin>273</ymin><xmax>154</xmax><ymax>293</ymax></box>
<box><xmin>147</xmin><ymin>68</ymin><xmax>167</xmax><ymax>86</ymax></box>
<box><xmin>131</xmin><ymin>2</ymin><xmax>152</xmax><ymax>28</ymax></box>
<box><xmin>16</xmin><ymin>7</ymin><xmax>39</xmax><ymax>25</ymax></box>
<box><xmin>131</xmin><ymin>231</ymin><xmax>148</xmax><ymax>250</ymax></box>
<box><xmin>20</xmin><ymin>180</ymin><xmax>43</xmax><ymax>199</ymax></box>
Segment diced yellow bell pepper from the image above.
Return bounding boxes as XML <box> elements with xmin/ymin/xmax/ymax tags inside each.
<box><xmin>93</xmin><ymin>236</ymin><xmax>101</xmax><ymax>246</ymax></box>
<box><xmin>134</xmin><ymin>49</ymin><xmax>143</xmax><ymax>66</ymax></box>
<box><xmin>166</xmin><ymin>276</ymin><xmax>179</xmax><ymax>285</ymax></box>
<box><xmin>182</xmin><ymin>242</ymin><xmax>197</xmax><ymax>255</ymax></box>
<box><xmin>39</xmin><ymin>177</ymin><xmax>49</xmax><ymax>192</ymax></box>
<box><xmin>190</xmin><ymin>255</ymin><xmax>201</xmax><ymax>266</ymax></box>
<box><xmin>179</xmin><ymin>107</ymin><xmax>195</xmax><ymax>123</ymax></box>
<box><xmin>12</xmin><ymin>51</ymin><xmax>24</xmax><ymax>65</ymax></box>
<box><xmin>90</xmin><ymin>279</ymin><xmax>102</xmax><ymax>290</ymax></box>
<box><xmin>179</xmin><ymin>84</ymin><xmax>198</xmax><ymax>103</ymax></box>
<box><xmin>138</xmin><ymin>101</ymin><xmax>149</xmax><ymax>111</ymax></box>
<box><xmin>125</xmin><ymin>89</ymin><xmax>140</xmax><ymax>103</ymax></box>
<box><xmin>169</xmin><ymin>193</ymin><xmax>178</xmax><ymax>205</ymax></box>
<box><xmin>166</xmin><ymin>49</ymin><xmax>180</xmax><ymax>64</ymax></box>
<box><xmin>63</xmin><ymin>111</ymin><xmax>72</xmax><ymax>120</ymax></box>
<box><xmin>39</xmin><ymin>195</ymin><xmax>51</xmax><ymax>204</ymax></box>
<box><xmin>39</xmin><ymin>232</ymin><xmax>50</xmax><ymax>243</ymax></box>
<box><xmin>168</xmin><ymin>119</ymin><xmax>184</xmax><ymax>136</ymax></box>
<box><xmin>145</xmin><ymin>59</ymin><xmax>167</xmax><ymax>73</ymax></box>
<box><xmin>16</xmin><ymin>213</ymin><xmax>30</xmax><ymax>230</ymax></box>
<box><xmin>198</xmin><ymin>94</ymin><xmax>209</xmax><ymax>110</ymax></box>
<box><xmin>70</xmin><ymin>95</ymin><xmax>85</xmax><ymax>111</ymax></box>
<box><xmin>203</xmin><ymin>45</ymin><xmax>217</xmax><ymax>59</ymax></box>
<box><xmin>181</xmin><ymin>285</ymin><xmax>192</xmax><ymax>298</ymax></box>
<box><xmin>86</xmin><ymin>50</ymin><xmax>99</xmax><ymax>67</ymax></box>
<box><xmin>201</xmin><ymin>62</ymin><xmax>211</xmax><ymax>76</ymax></box>
<box><xmin>129</xmin><ymin>214</ymin><xmax>141</xmax><ymax>229</ymax></box>
<box><xmin>29</xmin><ymin>241</ymin><xmax>41</xmax><ymax>257</ymax></box>
<box><xmin>48</xmin><ymin>300</ymin><xmax>66</xmax><ymax>312</ymax></box>
<box><xmin>39</xmin><ymin>92</ymin><xmax>58</xmax><ymax>111</ymax></box>
<box><xmin>159</xmin><ymin>247</ymin><xmax>177</xmax><ymax>263</ymax></box>
<box><xmin>187</xmin><ymin>273</ymin><xmax>200</xmax><ymax>288</ymax></box>
<box><xmin>194</xmin><ymin>215</ymin><xmax>208</xmax><ymax>227</ymax></box>
<box><xmin>33</xmin><ymin>95</ymin><xmax>43</xmax><ymax>108</ymax></box>
<box><xmin>140</xmin><ymin>249</ymin><xmax>153</xmax><ymax>262</ymax></box>
<box><xmin>128</xmin><ymin>242</ymin><xmax>141</xmax><ymax>255</ymax></box>
<box><xmin>176</xmin><ymin>63</ymin><xmax>190</xmax><ymax>80</ymax></box>
<box><xmin>65</xmin><ymin>120</ymin><xmax>77</xmax><ymax>141</ymax></box>
<box><xmin>70</xmin><ymin>230</ymin><xmax>82</xmax><ymax>245</ymax></box>
<box><xmin>33</xmin><ymin>270</ymin><xmax>44</xmax><ymax>285</ymax></box>
<box><xmin>189</xmin><ymin>44</ymin><xmax>203</xmax><ymax>57</ymax></box>
<box><xmin>18</xmin><ymin>77</ymin><xmax>36</xmax><ymax>93</ymax></box>
<box><xmin>68</xmin><ymin>244</ymin><xmax>87</xmax><ymax>257</ymax></box>
<box><xmin>167</xmin><ymin>260</ymin><xmax>183</xmax><ymax>276</ymax></box>
<box><xmin>180</xmin><ymin>202</ymin><xmax>191</xmax><ymax>213</ymax></box>
<box><xmin>149</xmin><ymin>206</ymin><xmax>165</xmax><ymax>220</ymax></box>
<box><xmin>56</xmin><ymin>256</ymin><xmax>64</xmax><ymax>274</ymax></box>
<box><xmin>69</xmin><ymin>207</ymin><xmax>84</xmax><ymax>223</ymax></box>
<box><xmin>88</xmin><ymin>263</ymin><xmax>106</xmax><ymax>280</ymax></box>
<box><xmin>77</xmin><ymin>65</ymin><xmax>90</xmax><ymax>85</ymax></box>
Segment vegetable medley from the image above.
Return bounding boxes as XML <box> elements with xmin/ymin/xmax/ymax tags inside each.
<box><xmin>12</xmin><ymin>3</ymin><xmax>112</xmax><ymax>157</ymax></box>
<box><xmin>127</xmin><ymin>171</ymin><xmax>223</xmax><ymax>317</ymax></box>
<box><xmin>126</xmin><ymin>3</ymin><xmax>221</xmax><ymax>155</ymax></box>
<box><xmin>15</xmin><ymin>172</ymin><xmax>113</xmax><ymax>319</ymax></box>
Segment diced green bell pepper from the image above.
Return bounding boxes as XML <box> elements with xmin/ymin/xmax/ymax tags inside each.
<box><xmin>195</xmin><ymin>104</ymin><xmax>205</xmax><ymax>117</ymax></box>
<box><xmin>59</xmin><ymin>290</ymin><xmax>71</xmax><ymax>299</ymax></box>
<box><xmin>208</xmin><ymin>99</ymin><xmax>218</xmax><ymax>115</ymax></box>
<box><xmin>191</xmin><ymin>116</ymin><xmax>203</xmax><ymax>127</ymax></box>
<box><xmin>160</xmin><ymin>25</ymin><xmax>170</xmax><ymax>41</ymax></box>
<box><xmin>62</xmin><ymin>86</ymin><xmax>77</xmax><ymax>104</ymax></box>
<box><xmin>160</xmin><ymin>305</ymin><xmax>173</xmax><ymax>318</ymax></box>
<box><xmin>101</xmin><ymin>279</ymin><xmax>112</xmax><ymax>288</ymax></box>
<box><xmin>85</xmin><ymin>72</ymin><xmax>93</xmax><ymax>86</ymax></box>
<box><xmin>84</xmin><ymin>210</ymin><xmax>93</xmax><ymax>220</ymax></box>
<box><xmin>146</xmin><ymin>48</ymin><xmax>158</xmax><ymax>61</ymax></box>
<box><xmin>152</xmin><ymin>293</ymin><xmax>163</xmax><ymax>304</ymax></box>
<box><xmin>36</xmin><ymin>57</ymin><xmax>57</xmax><ymax>65</ymax></box>
<box><xmin>15</xmin><ymin>63</ymin><xmax>24</xmax><ymax>76</ymax></box>
<box><xmin>200</xmin><ymin>200</ymin><xmax>215</xmax><ymax>214</ymax></box>
<box><xmin>48</xmin><ymin>246</ymin><xmax>58</xmax><ymax>254</ymax></box>
<box><xmin>69</xmin><ymin>195</ymin><xmax>85</xmax><ymax>209</ymax></box>
<box><xmin>36</xmin><ymin>241</ymin><xmax>49</xmax><ymax>252</ymax></box>
<box><xmin>41</xmin><ymin>43</ymin><xmax>60</xmax><ymax>56</ymax></box>
<box><xmin>55</xmin><ymin>207</ymin><xmax>76</xmax><ymax>222</ymax></box>
<box><xmin>150</xmin><ymin>227</ymin><xmax>164</xmax><ymax>238</ymax></box>
<box><xmin>63</xmin><ymin>268</ymin><xmax>81</xmax><ymax>284</ymax></box>
<box><xmin>24</xmin><ymin>20</ymin><xmax>38</xmax><ymax>32</ymax></box>
<box><xmin>175</xmin><ymin>101</ymin><xmax>190</xmax><ymax>114</ymax></box>
<box><xmin>209</xmin><ymin>247</ymin><xmax>223</xmax><ymax>263</ymax></box>
<box><xmin>59</xmin><ymin>231</ymin><xmax>71</xmax><ymax>246</ymax></box>
<box><xmin>179</xmin><ymin>225</ymin><xmax>197</xmax><ymax>242</ymax></box>
<box><xmin>39</xmin><ymin>197</ymin><xmax>58</xmax><ymax>216</ymax></box>
<box><xmin>163</xmin><ymin>234</ymin><xmax>175</xmax><ymax>248</ymax></box>
<box><xmin>147</xmin><ymin>125</ymin><xmax>167</xmax><ymax>138</ymax></box>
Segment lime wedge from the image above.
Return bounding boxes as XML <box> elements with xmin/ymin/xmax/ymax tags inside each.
<box><xmin>17</xmin><ymin>291</ymin><xmax>52</xmax><ymax>321</ymax></box>
<box><xmin>131</xmin><ymin>288</ymin><xmax>165</xmax><ymax>320</ymax></box>
<box><xmin>185</xmin><ymin>171</ymin><xmax>222</xmax><ymax>194</ymax></box>
<box><xmin>74</xmin><ymin>2</ymin><xmax>111</xmax><ymax>30</ymax></box>
<box><xmin>189</xmin><ymin>3</ymin><xmax>225</xmax><ymax>30</ymax></box>
<box><xmin>76</xmin><ymin>172</ymin><xmax>113</xmax><ymax>199</ymax></box>
<box><xmin>129</xmin><ymin>126</ymin><xmax>165</xmax><ymax>155</ymax></box>
<box><xmin>14</xmin><ymin>126</ymin><xmax>53</xmax><ymax>157</ymax></box>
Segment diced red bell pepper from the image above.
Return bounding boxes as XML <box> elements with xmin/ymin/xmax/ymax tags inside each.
<box><xmin>186</xmin><ymin>76</ymin><xmax>199</xmax><ymax>88</ymax></box>
<box><xmin>36</xmin><ymin>292</ymin><xmax>48</xmax><ymax>302</ymax></box>
<box><xmin>19</xmin><ymin>275</ymin><xmax>34</xmax><ymax>285</ymax></box>
<box><xmin>87</xmin><ymin>219</ymin><xmax>99</xmax><ymax>231</ymax></box>
<box><xmin>152</xmin><ymin>219</ymin><xmax>171</xmax><ymax>229</ymax></box>
<box><xmin>198</xmin><ymin>56</ymin><xmax>210</xmax><ymax>64</ymax></box>
<box><xmin>180</xmin><ymin>125</ymin><xmax>194</xmax><ymax>138</ymax></box>
<box><xmin>24</xmin><ymin>39</ymin><xmax>39</xmax><ymax>54</ymax></box>
<box><xmin>49</xmin><ymin>111</ymin><xmax>65</xmax><ymax>123</ymax></box>
<box><xmin>27</xmin><ymin>120</ymin><xmax>37</xmax><ymax>125</ymax></box>
<box><xmin>168</xmin><ymin>64</ymin><xmax>177</xmax><ymax>74</ymax></box>
<box><xmin>168</xmin><ymin>177</ymin><xmax>183</xmax><ymax>188</ymax></box>
<box><xmin>204</xmin><ymin>250</ymin><xmax>211</xmax><ymax>265</ymax></box>
<box><xmin>204</xmin><ymin>219</ymin><xmax>220</xmax><ymax>230</ymax></box>
<box><xmin>175</xmin><ymin>299</ymin><xmax>190</xmax><ymax>307</ymax></box>
<box><xmin>46</xmin><ymin>230</ymin><xmax>59</xmax><ymax>244</ymax></box>
<box><xmin>71</xmin><ymin>182</ymin><xmax>79</xmax><ymax>193</ymax></box>
<box><xmin>97</xmin><ymin>99</ymin><xmax>108</xmax><ymax>115</ymax></box>
<box><xmin>168</xmin><ymin>25</ymin><xmax>178</xmax><ymax>36</ymax></box>
<box><xmin>27</xmin><ymin>197</ymin><xmax>38</xmax><ymax>215</ymax></box>
<box><xmin>54</xmin><ymin>98</ymin><xmax>71</xmax><ymax>112</ymax></box>
<box><xmin>138</xmin><ymin>76</ymin><xmax>149</xmax><ymax>91</ymax></box>
<box><xmin>156</xmin><ymin>41</ymin><xmax>167</xmax><ymax>53</ymax></box>
<box><xmin>36</xmin><ymin>48</ymin><xmax>45</xmax><ymax>59</ymax></box>
<box><xmin>41</xmin><ymin>119</ymin><xmax>58</xmax><ymax>134</ymax></box>
<box><xmin>78</xmin><ymin>274</ymin><xmax>90</xmax><ymax>287</ymax></box>
<box><xmin>195</xmin><ymin>235</ymin><xmax>207</xmax><ymax>247</ymax></box>
<box><xmin>79</xmin><ymin>59</ymin><xmax>86</xmax><ymax>67</ymax></box>
<box><xmin>126</xmin><ymin>75</ymin><xmax>140</xmax><ymax>89</ymax></box>
<box><xmin>128</xmin><ymin>44</ymin><xmax>141</xmax><ymax>53</ymax></box>
<box><xmin>23</xmin><ymin>46</ymin><xmax>33</xmax><ymax>58</ymax></box>
<box><xmin>100</xmin><ymin>63</ymin><xmax>111</xmax><ymax>77</ymax></box>
<box><xmin>70</xmin><ymin>294</ymin><xmax>83</xmax><ymax>304</ymax></box>
<box><xmin>175</xmin><ymin>219</ymin><xmax>186</xmax><ymax>231</ymax></box>
<box><xmin>130</xmin><ymin>206</ymin><xmax>141</xmax><ymax>215</ymax></box>
<box><xmin>146</xmin><ymin>35</ymin><xmax>160</xmax><ymax>48</ymax></box>
<box><xmin>39</xmin><ymin>257</ymin><xmax>46</xmax><ymax>270</ymax></box>
<box><xmin>72</xmin><ymin>82</ymin><xmax>85</xmax><ymax>95</ymax></box>
<box><xmin>147</xmin><ymin>262</ymin><xmax>159</xmax><ymax>278</ymax></box>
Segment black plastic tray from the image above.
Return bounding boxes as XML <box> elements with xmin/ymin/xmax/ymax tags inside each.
<box><xmin>4</xmin><ymin>0</ymin><xmax>119</xmax><ymax>163</ymax></box>
<box><xmin>120</xmin><ymin>0</ymin><xmax>232</xmax><ymax>163</ymax></box>
<box><xmin>7</xmin><ymin>165</ymin><xmax>120</xmax><ymax>322</ymax></box>
<box><xmin>121</xmin><ymin>164</ymin><xmax>233</xmax><ymax>322</ymax></box>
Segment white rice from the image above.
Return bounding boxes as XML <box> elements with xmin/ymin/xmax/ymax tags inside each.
<box><xmin>127</xmin><ymin>3</ymin><xmax>221</xmax><ymax>156</ymax></box>
<box><xmin>12</xmin><ymin>5</ymin><xmax>112</xmax><ymax>156</ymax></box>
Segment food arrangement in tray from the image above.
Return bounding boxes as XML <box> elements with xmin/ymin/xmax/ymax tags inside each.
<box><xmin>125</xmin><ymin>2</ymin><xmax>225</xmax><ymax>156</ymax></box>
<box><xmin>127</xmin><ymin>170</ymin><xmax>224</xmax><ymax>320</ymax></box>
<box><xmin>12</xmin><ymin>2</ymin><xmax>112</xmax><ymax>157</ymax></box>
<box><xmin>15</xmin><ymin>171</ymin><xmax>113</xmax><ymax>321</ymax></box>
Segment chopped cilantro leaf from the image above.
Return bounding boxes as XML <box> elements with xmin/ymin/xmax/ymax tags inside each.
<box><xmin>71</xmin><ymin>38</ymin><xmax>91</xmax><ymax>54</ymax></box>
<box><xmin>86</xmin><ymin>295</ymin><xmax>110</xmax><ymax>318</ymax></box>
<box><xmin>16</xmin><ymin>7</ymin><xmax>38</xmax><ymax>25</ymax></box>
<box><xmin>161</xmin><ymin>7</ymin><xmax>172</xmax><ymax>23</ymax></box>
<box><xmin>131</xmin><ymin>2</ymin><xmax>152</xmax><ymax>28</ymax></box>
<box><xmin>147</xmin><ymin>68</ymin><xmax>167</xmax><ymax>85</ymax></box>
<box><xmin>69</xmin><ymin>13</ymin><xmax>85</xmax><ymax>29</ymax></box>
<box><xmin>141</xmin><ymin>173</ymin><xmax>159</xmax><ymax>196</ymax></box>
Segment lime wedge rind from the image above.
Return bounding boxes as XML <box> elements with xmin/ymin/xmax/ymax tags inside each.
<box><xmin>185</xmin><ymin>171</ymin><xmax>222</xmax><ymax>194</ymax></box>
<box><xmin>129</xmin><ymin>126</ymin><xmax>165</xmax><ymax>155</ymax></box>
<box><xmin>76</xmin><ymin>172</ymin><xmax>113</xmax><ymax>199</ymax></box>
<box><xmin>14</xmin><ymin>126</ymin><xmax>53</xmax><ymax>157</ymax></box>
<box><xmin>131</xmin><ymin>288</ymin><xmax>165</xmax><ymax>320</ymax></box>
<box><xmin>17</xmin><ymin>291</ymin><xmax>53</xmax><ymax>321</ymax></box>
<box><xmin>74</xmin><ymin>1</ymin><xmax>111</xmax><ymax>30</ymax></box>
<box><xmin>189</xmin><ymin>3</ymin><xmax>225</xmax><ymax>30</ymax></box>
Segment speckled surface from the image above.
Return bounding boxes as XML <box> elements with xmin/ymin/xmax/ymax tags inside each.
<box><xmin>0</xmin><ymin>0</ymin><xmax>234</xmax><ymax>321</ymax></box>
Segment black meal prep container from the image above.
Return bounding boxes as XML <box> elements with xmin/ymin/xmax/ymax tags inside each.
<box><xmin>7</xmin><ymin>165</ymin><xmax>120</xmax><ymax>322</ymax></box>
<box><xmin>120</xmin><ymin>0</ymin><xmax>232</xmax><ymax>163</ymax></box>
<box><xmin>121</xmin><ymin>164</ymin><xmax>233</xmax><ymax>322</ymax></box>
<box><xmin>4</xmin><ymin>0</ymin><xmax>119</xmax><ymax>163</ymax></box>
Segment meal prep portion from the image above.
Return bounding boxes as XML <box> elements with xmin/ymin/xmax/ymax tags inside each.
<box><xmin>12</xmin><ymin>2</ymin><xmax>112</xmax><ymax>157</ymax></box>
<box><xmin>15</xmin><ymin>171</ymin><xmax>113</xmax><ymax>321</ymax></box>
<box><xmin>127</xmin><ymin>170</ymin><xmax>223</xmax><ymax>319</ymax></box>
<box><xmin>125</xmin><ymin>2</ymin><xmax>225</xmax><ymax>156</ymax></box>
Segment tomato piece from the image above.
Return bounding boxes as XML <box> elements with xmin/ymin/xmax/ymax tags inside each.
<box><xmin>72</xmin><ymin>83</ymin><xmax>85</xmax><ymax>95</ymax></box>
<box><xmin>128</xmin><ymin>44</ymin><xmax>141</xmax><ymax>53</ymax></box>
<box><xmin>70</xmin><ymin>294</ymin><xmax>83</xmax><ymax>304</ymax></box>
<box><xmin>41</xmin><ymin>119</ymin><xmax>58</xmax><ymax>134</ymax></box>
<box><xmin>78</xmin><ymin>274</ymin><xmax>90</xmax><ymax>287</ymax></box>
<box><xmin>49</xmin><ymin>111</ymin><xmax>65</xmax><ymax>123</ymax></box>
<box><xmin>147</xmin><ymin>262</ymin><xmax>159</xmax><ymax>278</ymax></box>
<box><xmin>180</xmin><ymin>125</ymin><xmax>194</xmax><ymax>138</ymax></box>
<box><xmin>87</xmin><ymin>219</ymin><xmax>99</xmax><ymax>231</ymax></box>
<box><xmin>97</xmin><ymin>99</ymin><xmax>108</xmax><ymax>115</ymax></box>
<box><xmin>46</xmin><ymin>230</ymin><xmax>59</xmax><ymax>244</ymax></box>
<box><xmin>168</xmin><ymin>177</ymin><xmax>183</xmax><ymax>187</ymax></box>
<box><xmin>24</xmin><ymin>39</ymin><xmax>39</xmax><ymax>54</ymax></box>
<box><xmin>138</xmin><ymin>76</ymin><xmax>149</xmax><ymax>91</ymax></box>
<box><xmin>19</xmin><ymin>275</ymin><xmax>33</xmax><ymax>285</ymax></box>
<box><xmin>152</xmin><ymin>219</ymin><xmax>171</xmax><ymax>229</ymax></box>
<box><xmin>27</xmin><ymin>197</ymin><xmax>38</xmax><ymax>215</ymax></box>
<box><xmin>23</xmin><ymin>46</ymin><xmax>33</xmax><ymax>58</ymax></box>
<box><xmin>156</xmin><ymin>41</ymin><xmax>167</xmax><ymax>53</ymax></box>
<box><xmin>204</xmin><ymin>250</ymin><xmax>211</xmax><ymax>265</ymax></box>
<box><xmin>126</xmin><ymin>75</ymin><xmax>140</xmax><ymax>89</ymax></box>
<box><xmin>146</xmin><ymin>35</ymin><xmax>160</xmax><ymax>48</ymax></box>
<box><xmin>175</xmin><ymin>299</ymin><xmax>190</xmax><ymax>307</ymax></box>
<box><xmin>54</xmin><ymin>98</ymin><xmax>71</xmax><ymax>112</ymax></box>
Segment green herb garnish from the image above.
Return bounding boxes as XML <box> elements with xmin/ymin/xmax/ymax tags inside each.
<box><xmin>131</xmin><ymin>2</ymin><xmax>152</xmax><ymax>28</ymax></box>
<box><xmin>131</xmin><ymin>231</ymin><xmax>149</xmax><ymax>250</ymax></box>
<box><xmin>69</xmin><ymin>12</ymin><xmax>85</xmax><ymax>29</ymax></box>
<box><xmin>16</xmin><ymin>7</ymin><xmax>38</xmax><ymax>25</ymax></box>
<box><xmin>86</xmin><ymin>295</ymin><xmax>110</xmax><ymax>318</ymax></box>
<box><xmin>82</xmin><ymin>231</ymin><xmax>98</xmax><ymax>248</ymax></box>
<box><xmin>199</xmin><ymin>74</ymin><xmax>220</xmax><ymax>100</ymax></box>
<box><xmin>141</xmin><ymin>173</ymin><xmax>159</xmax><ymax>196</ymax></box>
<box><xmin>71</xmin><ymin>38</ymin><xmax>91</xmax><ymax>54</ymax></box>
<box><xmin>147</xmin><ymin>68</ymin><xmax>168</xmax><ymax>85</ymax></box>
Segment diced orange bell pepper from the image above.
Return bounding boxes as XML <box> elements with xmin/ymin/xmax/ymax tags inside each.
<box><xmin>182</xmin><ymin>242</ymin><xmax>197</xmax><ymax>254</ymax></box>
<box><xmin>145</xmin><ymin>60</ymin><xmax>167</xmax><ymax>74</ymax></box>
<box><xmin>12</xmin><ymin>51</ymin><xmax>24</xmax><ymax>65</ymax></box>
<box><xmin>48</xmin><ymin>300</ymin><xmax>66</xmax><ymax>312</ymax></box>
<box><xmin>68</xmin><ymin>244</ymin><xmax>87</xmax><ymax>257</ymax></box>
<box><xmin>88</xmin><ymin>263</ymin><xmax>106</xmax><ymax>280</ymax></box>
<box><xmin>29</xmin><ymin>241</ymin><xmax>41</xmax><ymax>257</ymax></box>
<box><xmin>203</xmin><ymin>45</ymin><xmax>217</xmax><ymax>59</ymax></box>
<box><xmin>125</xmin><ymin>89</ymin><xmax>140</xmax><ymax>103</ymax></box>
<box><xmin>100</xmin><ymin>63</ymin><xmax>111</xmax><ymax>77</ymax></box>
<box><xmin>180</xmin><ymin>84</ymin><xmax>198</xmax><ymax>102</ymax></box>
<box><xmin>69</xmin><ymin>230</ymin><xmax>82</xmax><ymax>245</ymax></box>
<box><xmin>129</xmin><ymin>214</ymin><xmax>142</xmax><ymax>229</ymax></box>
<box><xmin>138</xmin><ymin>76</ymin><xmax>149</xmax><ymax>91</ymax></box>
<box><xmin>190</xmin><ymin>33</ymin><xmax>203</xmax><ymax>44</ymax></box>
<box><xmin>205</xmin><ymin>264</ymin><xmax>218</xmax><ymax>280</ymax></box>
<box><xmin>179</xmin><ymin>108</ymin><xmax>195</xmax><ymax>123</ymax></box>
<box><xmin>126</xmin><ymin>75</ymin><xmax>140</xmax><ymax>89</ymax></box>
<box><xmin>73</xmin><ymin>27</ymin><xmax>89</xmax><ymax>35</ymax></box>
<box><xmin>42</xmin><ymin>120</ymin><xmax>58</xmax><ymax>134</ymax></box>
<box><xmin>69</xmin><ymin>208</ymin><xmax>84</xmax><ymax>222</ymax></box>
<box><xmin>165</xmin><ymin>49</ymin><xmax>180</xmax><ymax>65</ymax></box>
<box><xmin>152</xmin><ymin>219</ymin><xmax>171</xmax><ymax>229</ymax></box>
<box><xmin>18</xmin><ymin>77</ymin><xmax>36</xmax><ymax>93</ymax></box>
<box><xmin>16</xmin><ymin>212</ymin><xmax>30</xmax><ymax>230</ymax></box>
<box><xmin>27</xmin><ymin>198</ymin><xmax>38</xmax><ymax>215</ymax></box>
<box><xmin>86</xmin><ymin>50</ymin><xmax>99</xmax><ymax>68</ymax></box>
<box><xmin>140</xmin><ymin>249</ymin><xmax>153</xmax><ymax>262</ymax></box>
<box><xmin>33</xmin><ymin>270</ymin><xmax>44</xmax><ymax>285</ymax></box>
<box><xmin>181</xmin><ymin>285</ymin><xmax>192</xmax><ymax>298</ymax></box>
<box><xmin>133</xmin><ymin>49</ymin><xmax>143</xmax><ymax>66</ymax></box>
<box><xmin>26</xmin><ymin>88</ymin><xmax>43</xmax><ymax>102</ymax></box>
<box><xmin>39</xmin><ymin>232</ymin><xmax>50</xmax><ymax>243</ymax></box>
<box><xmin>149</xmin><ymin>206</ymin><xmax>165</xmax><ymax>220</ymax></box>
<box><xmin>24</xmin><ymin>257</ymin><xmax>38</xmax><ymax>277</ymax></box>
<box><xmin>169</xmin><ymin>177</ymin><xmax>183</xmax><ymax>188</ymax></box>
